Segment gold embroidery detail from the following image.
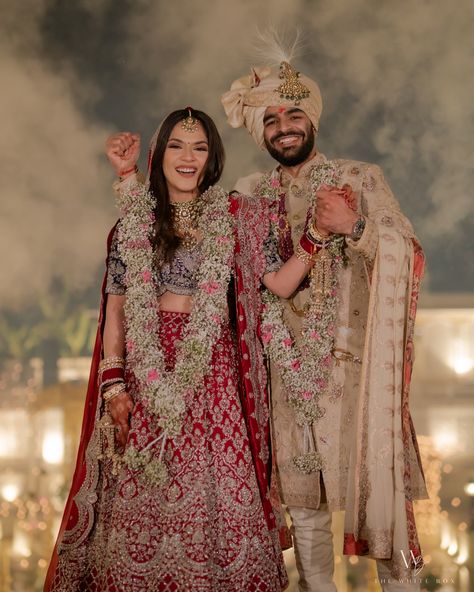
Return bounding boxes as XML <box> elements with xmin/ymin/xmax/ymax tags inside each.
<box><xmin>276</xmin><ymin>61</ymin><xmax>311</xmax><ymax>104</ymax></box>
<box><xmin>331</xmin><ymin>348</ymin><xmax>362</xmax><ymax>366</ymax></box>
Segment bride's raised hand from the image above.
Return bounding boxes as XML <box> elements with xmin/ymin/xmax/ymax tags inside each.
<box><xmin>105</xmin><ymin>132</ymin><xmax>141</xmax><ymax>177</ymax></box>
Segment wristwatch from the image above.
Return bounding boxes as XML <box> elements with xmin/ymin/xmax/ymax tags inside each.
<box><xmin>350</xmin><ymin>216</ymin><xmax>366</xmax><ymax>241</ymax></box>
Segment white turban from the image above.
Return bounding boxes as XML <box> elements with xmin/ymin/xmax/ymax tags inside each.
<box><xmin>221</xmin><ymin>63</ymin><xmax>323</xmax><ymax>149</ymax></box>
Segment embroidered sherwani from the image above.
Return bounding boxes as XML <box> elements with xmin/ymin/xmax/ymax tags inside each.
<box><xmin>235</xmin><ymin>153</ymin><xmax>427</xmax><ymax>577</ymax></box>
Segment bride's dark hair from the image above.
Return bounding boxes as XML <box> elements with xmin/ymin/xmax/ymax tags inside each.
<box><xmin>148</xmin><ymin>108</ymin><xmax>225</xmax><ymax>261</ymax></box>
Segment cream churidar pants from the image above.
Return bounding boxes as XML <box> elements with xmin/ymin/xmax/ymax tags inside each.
<box><xmin>287</xmin><ymin>506</ymin><xmax>420</xmax><ymax>592</ymax></box>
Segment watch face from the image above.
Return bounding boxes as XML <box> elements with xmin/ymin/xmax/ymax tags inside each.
<box><xmin>352</xmin><ymin>217</ymin><xmax>366</xmax><ymax>240</ymax></box>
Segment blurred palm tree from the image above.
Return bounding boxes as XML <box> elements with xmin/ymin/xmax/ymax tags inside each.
<box><xmin>0</xmin><ymin>275</ymin><xmax>100</xmax><ymax>385</ymax></box>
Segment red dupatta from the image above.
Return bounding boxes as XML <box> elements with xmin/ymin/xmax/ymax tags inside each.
<box><xmin>230</xmin><ymin>193</ymin><xmax>292</xmax><ymax>550</ymax></box>
<box><xmin>44</xmin><ymin>226</ymin><xmax>116</xmax><ymax>590</ymax></box>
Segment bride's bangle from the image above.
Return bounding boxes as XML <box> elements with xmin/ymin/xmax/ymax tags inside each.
<box><xmin>307</xmin><ymin>222</ymin><xmax>331</xmax><ymax>245</ymax></box>
<box><xmin>118</xmin><ymin>165</ymin><xmax>138</xmax><ymax>180</ymax></box>
<box><xmin>103</xmin><ymin>382</ymin><xmax>126</xmax><ymax>402</ymax></box>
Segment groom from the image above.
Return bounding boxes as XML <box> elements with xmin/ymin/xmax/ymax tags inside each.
<box><xmin>222</xmin><ymin>60</ymin><xmax>427</xmax><ymax>591</ymax></box>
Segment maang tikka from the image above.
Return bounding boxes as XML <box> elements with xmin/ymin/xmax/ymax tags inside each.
<box><xmin>181</xmin><ymin>107</ymin><xmax>199</xmax><ymax>133</ymax></box>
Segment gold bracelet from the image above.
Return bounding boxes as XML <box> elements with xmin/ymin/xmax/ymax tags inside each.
<box><xmin>100</xmin><ymin>377</ymin><xmax>124</xmax><ymax>392</ymax></box>
<box><xmin>307</xmin><ymin>222</ymin><xmax>331</xmax><ymax>245</ymax></box>
<box><xmin>103</xmin><ymin>382</ymin><xmax>126</xmax><ymax>402</ymax></box>
<box><xmin>99</xmin><ymin>356</ymin><xmax>125</xmax><ymax>371</ymax></box>
<box><xmin>295</xmin><ymin>243</ymin><xmax>316</xmax><ymax>266</ymax></box>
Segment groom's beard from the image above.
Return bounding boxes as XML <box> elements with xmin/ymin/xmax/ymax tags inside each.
<box><xmin>264</xmin><ymin>125</ymin><xmax>315</xmax><ymax>167</ymax></box>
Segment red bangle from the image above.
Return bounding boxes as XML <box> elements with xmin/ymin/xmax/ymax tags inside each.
<box><xmin>101</xmin><ymin>367</ymin><xmax>125</xmax><ymax>382</ymax></box>
<box><xmin>118</xmin><ymin>165</ymin><xmax>138</xmax><ymax>178</ymax></box>
<box><xmin>98</xmin><ymin>366</ymin><xmax>125</xmax><ymax>389</ymax></box>
<box><xmin>299</xmin><ymin>233</ymin><xmax>318</xmax><ymax>256</ymax></box>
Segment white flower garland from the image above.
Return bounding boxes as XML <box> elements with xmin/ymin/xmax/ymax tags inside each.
<box><xmin>256</xmin><ymin>162</ymin><xmax>345</xmax><ymax>474</ymax></box>
<box><xmin>115</xmin><ymin>182</ymin><xmax>234</xmax><ymax>484</ymax></box>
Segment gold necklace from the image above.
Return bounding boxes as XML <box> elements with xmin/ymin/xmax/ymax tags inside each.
<box><xmin>170</xmin><ymin>198</ymin><xmax>201</xmax><ymax>249</ymax></box>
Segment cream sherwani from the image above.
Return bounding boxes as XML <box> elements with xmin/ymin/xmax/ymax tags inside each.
<box><xmin>235</xmin><ymin>152</ymin><xmax>427</xmax><ymax>587</ymax></box>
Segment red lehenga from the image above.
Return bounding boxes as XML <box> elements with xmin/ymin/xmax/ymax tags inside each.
<box><xmin>45</xmin><ymin>195</ymin><xmax>289</xmax><ymax>592</ymax></box>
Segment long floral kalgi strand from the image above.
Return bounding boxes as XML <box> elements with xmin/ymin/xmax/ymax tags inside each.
<box><xmin>258</xmin><ymin>162</ymin><xmax>345</xmax><ymax>474</ymax></box>
<box><xmin>116</xmin><ymin>181</ymin><xmax>234</xmax><ymax>485</ymax></box>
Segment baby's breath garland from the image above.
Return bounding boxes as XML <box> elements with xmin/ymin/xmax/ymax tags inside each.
<box><xmin>116</xmin><ymin>181</ymin><xmax>234</xmax><ymax>485</ymax></box>
<box><xmin>255</xmin><ymin>162</ymin><xmax>345</xmax><ymax>474</ymax></box>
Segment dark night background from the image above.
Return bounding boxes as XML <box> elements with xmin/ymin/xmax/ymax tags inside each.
<box><xmin>1</xmin><ymin>0</ymin><xmax>473</xmax><ymax>359</ymax></box>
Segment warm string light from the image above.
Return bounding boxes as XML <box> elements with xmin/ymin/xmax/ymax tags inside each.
<box><xmin>0</xmin><ymin>497</ymin><xmax>52</xmax><ymax>533</ymax></box>
<box><xmin>414</xmin><ymin>435</ymin><xmax>442</xmax><ymax>536</ymax></box>
<box><xmin>415</xmin><ymin>436</ymin><xmax>471</xmax><ymax>569</ymax></box>
<box><xmin>463</xmin><ymin>481</ymin><xmax>474</xmax><ymax>496</ymax></box>
<box><xmin>451</xmin><ymin>497</ymin><xmax>462</xmax><ymax>508</ymax></box>
<box><xmin>448</xmin><ymin>339</ymin><xmax>474</xmax><ymax>375</ymax></box>
<box><xmin>0</xmin><ymin>359</ymin><xmax>67</xmax><ymax>588</ymax></box>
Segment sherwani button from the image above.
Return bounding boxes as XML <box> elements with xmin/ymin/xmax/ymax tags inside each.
<box><xmin>290</xmin><ymin>183</ymin><xmax>303</xmax><ymax>197</ymax></box>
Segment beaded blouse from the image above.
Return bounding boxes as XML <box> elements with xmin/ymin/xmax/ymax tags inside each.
<box><xmin>105</xmin><ymin>227</ymin><xmax>282</xmax><ymax>296</ymax></box>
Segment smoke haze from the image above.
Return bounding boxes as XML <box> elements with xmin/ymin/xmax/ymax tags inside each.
<box><xmin>1</xmin><ymin>0</ymin><xmax>114</xmax><ymax>307</ymax></box>
<box><xmin>1</xmin><ymin>0</ymin><xmax>473</xmax><ymax>306</ymax></box>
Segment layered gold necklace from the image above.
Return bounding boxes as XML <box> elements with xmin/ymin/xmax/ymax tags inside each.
<box><xmin>170</xmin><ymin>198</ymin><xmax>201</xmax><ymax>249</ymax></box>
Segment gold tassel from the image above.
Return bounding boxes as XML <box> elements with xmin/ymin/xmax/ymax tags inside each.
<box><xmin>310</xmin><ymin>246</ymin><xmax>332</xmax><ymax>314</ymax></box>
<box><xmin>96</xmin><ymin>413</ymin><xmax>123</xmax><ymax>475</ymax></box>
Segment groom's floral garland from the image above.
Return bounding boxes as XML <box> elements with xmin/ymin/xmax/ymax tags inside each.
<box><xmin>116</xmin><ymin>181</ymin><xmax>234</xmax><ymax>485</ymax></box>
<box><xmin>255</xmin><ymin>162</ymin><xmax>345</xmax><ymax>474</ymax></box>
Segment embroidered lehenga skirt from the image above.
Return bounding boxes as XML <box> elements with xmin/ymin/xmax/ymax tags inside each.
<box><xmin>47</xmin><ymin>311</ymin><xmax>286</xmax><ymax>591</ymax></box>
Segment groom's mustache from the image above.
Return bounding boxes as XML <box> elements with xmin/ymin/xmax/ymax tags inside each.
<box><xmin>270</xmin><ymin>130</ymin><xmax>305</xmax><ymax>144</ymax></box>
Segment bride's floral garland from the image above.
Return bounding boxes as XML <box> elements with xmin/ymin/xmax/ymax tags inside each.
<box><xmin>116</xmin><ymin>182</ymin><xmax>234</xmax><ymax>485</ymax></box>
<box><xmin>255</xmin><ymin>162</ymin><xmax>345</xmax><ymax>474</ymax></box>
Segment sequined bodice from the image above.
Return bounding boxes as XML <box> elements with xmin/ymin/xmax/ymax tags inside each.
<box><xmin>105</xmin><ymin>220</ymin><xmax>281</xmax><ymax>297</ymax></box>
<box><xmin>105</xmin><ymin>228</ymin><xmax>203</xmax><ymax>296</ymax></box>
<box><xmin>155</xmin><ymin>243</ymin><xmax>203</xmax><ymax>296</ymax></box>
